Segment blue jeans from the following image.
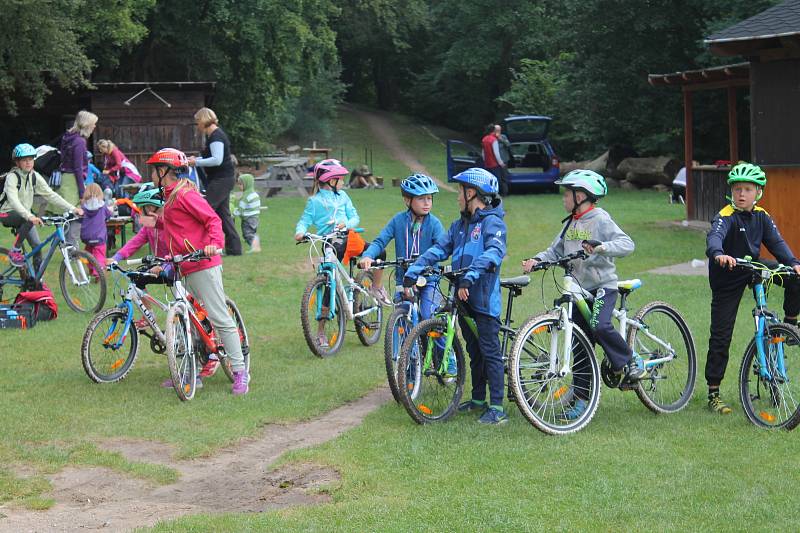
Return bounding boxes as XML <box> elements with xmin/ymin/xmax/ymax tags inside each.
<box><xmin>458</xmin><ymin>307</ymin><xmax>504</xmax><ymax>407</ymax></box>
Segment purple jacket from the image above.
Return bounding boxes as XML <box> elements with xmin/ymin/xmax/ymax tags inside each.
<box><xmin>60</xmin><ymin>131</ymin><xmax>88</xmax><ymax>196</ymax></box>
<box><xmin>80</xmin><ymin>205</ymin><xmax>111</xmax><ymax>245</ymax></box>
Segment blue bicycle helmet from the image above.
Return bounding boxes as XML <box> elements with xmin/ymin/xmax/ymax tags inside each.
<box><xmin>400</xmin><ymin>173</ymin><xmax>439</xmax><ymax>196</ymax></box>
<box><xmin>452</xmin><ymin>167</ymin><xmax>498</xmax><ymax>196</ymax></box>
<box><xmin>12</xmin><ymin>143</ymin><xmax>36</xmax><ymax>159</ymax></box>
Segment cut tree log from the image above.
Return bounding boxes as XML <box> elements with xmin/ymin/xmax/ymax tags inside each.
<box><xmin>616</xmin><ymin>156</ymin><xmax>681</xmax><ymax>187</ymax></box>
<box><xmin>559</xmin><ymin>150</ymin><xmax>609</xmax><ymax>176</ymax></box>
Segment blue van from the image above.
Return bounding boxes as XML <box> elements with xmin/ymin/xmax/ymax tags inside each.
<box><xmin>446</xmin><ymin>115</ymin><xmax>560</xmax><ymax>192</ymax></box>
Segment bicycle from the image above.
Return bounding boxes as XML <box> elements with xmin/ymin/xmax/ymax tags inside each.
<box><xmin>80</xmin><ymin>251</ymin><xmax>249</xmax><ymax>401</ymax></box>
<box><xmin>394</xmin><ymin>265</ymin><xmax>531</xmax><ymax>424</ymax></box>
<box><xmin>734</xmin><ymin>257</ymin><xmax>800</xmax><ymax>430</ymax></box>
<box><xmin>0</xmin><ymin>214</ymin><xmax>106</xmax><ymax>312</ymax></box>
<box><xmin>370</xmin><ymin>257</ymin><xmax>421</xmax><ymax>403</ymax></box>
<box><xmin>298</xmin><ymin>229</ymin><xmax>383</xmax><ymax>358</ymax></box>
<box><xmin>509</xmin><ymin>250</ymin><xmax>696</xmax><ymax>435</ymax></box>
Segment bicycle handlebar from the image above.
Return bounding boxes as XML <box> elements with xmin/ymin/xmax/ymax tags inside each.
<box><xmin>40</xmin><ymin>213</ymin><xmax>79</xmax><ymax>225</ymax></box>
<box><xmin>735</xmin><ymin>257</ymin><xmax>799</xmax><ymax>276</ymax></box>
<box><xmin>528</xmin><ymin>250</ymin><xmax>589</xmax><ymax>271</ymax></box>
<box><xmin>124</xmin><ymin>250</ymin><xmax>214</xmax><ymax>268</ymax></box>
<box><xmin>297</xmin><ymin>227</ymin><xmax>364</xmax><ymax>245</ymax></box>
<box><xmin>365</xmin><ymin>256</ymin><xmax>419</xmax><ymax>270</ymax></box>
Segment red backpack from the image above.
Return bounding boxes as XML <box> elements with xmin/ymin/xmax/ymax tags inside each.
<box><xmin>15</xmin><ymin>288</ymin><xmax>58</xmax><ymax>321</ymax></box>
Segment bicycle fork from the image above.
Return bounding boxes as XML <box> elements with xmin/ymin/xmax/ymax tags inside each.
<box><xmin>60</xmin><ymin>245</ymin><xmax>90</xmax><ymax>285</ymax></box>
<box><xmin>549</xmin><ymin>305</ymin><xmax>574</xmax><ymax>378</ymax></box>
<box><xmin>753</xmin><ymin>284</ymin><xmax>787</xmax><ymax>382</ymax></box>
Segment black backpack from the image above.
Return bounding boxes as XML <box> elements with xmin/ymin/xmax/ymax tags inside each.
<box><xmin>0</xmin><ymin>169</ymin><xmax>37</xmax><ymax>210</ymax></box>
<box><xmin>34</xmin><ymin>147</ymin><xmax>61</xmax><ymax>176</ymax></box>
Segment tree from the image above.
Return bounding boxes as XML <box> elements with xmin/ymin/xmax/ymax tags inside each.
<box><xmin>115</xmin><ymin>0</ymin><xmax>344</xmax><ymax>151</ymax></box>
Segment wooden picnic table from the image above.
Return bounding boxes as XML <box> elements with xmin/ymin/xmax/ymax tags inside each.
<box><xmin>253</xmin><ymin>156</ymin><xmax>313</xmax><ymax>198</ymax></box>
<box><xmin>107</xmin><ymin>216</ymin><xmax>135</xmax><ymax>252</ymax></box>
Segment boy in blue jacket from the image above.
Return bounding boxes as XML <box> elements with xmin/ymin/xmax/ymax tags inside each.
<box><xmin>359</xmin><ymin>173</ymin><xmax>446</xmax><ymax>313</ymax></box>
<box><xmin>403</xmin><ymin>168</ymin><xmax>508</xmax><ymax>425</ymax></box>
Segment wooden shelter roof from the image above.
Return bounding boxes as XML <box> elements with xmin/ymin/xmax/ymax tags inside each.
<box><xmin>647</xmin><ymin>62</ymin><xmax>749</xmax><ymax>90</ymax></box>
<box><xmin>705</xmin><ymin>0</ymin><xmax>800</xmax><ymax>57</ymax></box>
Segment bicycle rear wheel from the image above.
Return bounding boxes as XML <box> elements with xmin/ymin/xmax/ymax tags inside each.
<box><xmin>384</xmin><ymin>304</ymin><xmax>413</xmax><ymax>403</ymax></box>
<box><xmin>165</xmin><ymin>303</ymin><xmax>197</xmax><ymax>401</ymax></box>
<box><xmin>81</xmin><ymin>308</ymin><xmax>139</xmax><ymax>383</ymax></box>
<box><xmin>59</xmin><ymin>248</ymin><xmax>106</xmax><ymax>313</ymax></box>
<box><xmin>354</xmin><ymin>271</ymin><xmax>383</xmax><ymax>346</ymax></box>
<box><xmin>300</xmin><ymin>275</ymin><xmax>346</xmax><ymax>357</ymax></box>
<box><xmin>220</xmin><ymin>298</ymin><xmax>250</xmax><ymax>382</ymax></box>
<box><xmin>509</xmin><ymin>314</ymin><xmax>601</xmax><ymax>435</ymax></box>
<box><xmin>396</xmin><ymin>318</ymin><xmax>465</xmax><ymax>424</ymax></box>
<box><xmin>627</xmin><ymin>301</ymin><xmax>696</xmax><ymax>414</ymax></box>
<box><xmin>739</xmin><ymin>323</ymin><xmax>800</xmax><ymax>430</ymax></box>
<box><xmin>0</xmin><ymin>246</ymin><xmax>25</xmax><ymax>304</ymax></box>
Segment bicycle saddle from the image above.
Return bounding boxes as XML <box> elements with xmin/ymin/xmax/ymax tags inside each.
<box><xmin>500</xmin><ymin>275</ymin><xmax>530</xmax><ymax>288</ymax></box>
<box><xmin>617</xmin><ymin>279</ymin><xmax>642</xmax><ymax>294</ymax></box>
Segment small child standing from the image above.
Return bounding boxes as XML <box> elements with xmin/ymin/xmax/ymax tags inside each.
<box><xmin>80</xmin><ymin>183</ymin><xmax>113</xmax><ymax>269</ymax></box>
<box><xmin>233</xmin><ymin>173</ymin><xmax>261</xmax><ymax>253</ymax></box>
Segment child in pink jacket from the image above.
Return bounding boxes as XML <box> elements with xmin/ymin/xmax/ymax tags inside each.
<box><xmin>146</xmin><ymin>147</ymin><xmax>248</xmax><ymax>395</ymax></box>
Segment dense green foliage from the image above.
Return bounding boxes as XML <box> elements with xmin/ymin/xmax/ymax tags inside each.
<box><xmin>0</xmin><ymin>0</ymin><xmax>783</xmax><ymax>156</ymax></box>
<box><xmin>338</xmin><ymin>0</ymin><xmax>781</xmax><ymax>160</ymax></box>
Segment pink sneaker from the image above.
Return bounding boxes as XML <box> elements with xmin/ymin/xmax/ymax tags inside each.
<box><xmin>232</xmin><ymin>370</ymin><xmax>249</xmax><ymax>395</ymax></box>
<box><xmin>199</xmin><ymin>357</ymin><xmax>220</xmax><ymax>378</ymax></box>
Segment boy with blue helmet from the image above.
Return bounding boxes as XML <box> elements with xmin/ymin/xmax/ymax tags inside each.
<box><xmin>359</xmin><ymin>173</ymin><xmax>446</xmax><ymax>313</ymax></box>
<box><xmin>404</xmin><ymin>167</ymin><xmax>509</xmax><ymax>425</ymax></box>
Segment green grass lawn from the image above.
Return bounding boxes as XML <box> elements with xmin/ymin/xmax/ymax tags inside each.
<box><xmin>2</xmin><ymin>107</ymin><xmax>798</xmax><ymax>530</ymax></box>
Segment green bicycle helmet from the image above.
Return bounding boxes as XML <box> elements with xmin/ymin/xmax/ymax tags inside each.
<box><xmin>555</xmin><ymin>169</ymin><xmax>608</xmax><ymax>200</ymax></box>
<box><xmin>727</xmin><ymin>162</ymin><xmax>766</xmax><ymax>187</ymax></box>
<box><xmin>132</xmin><ymin>186</ymin><xmax>164</xmax><ymax>209</ymax></box>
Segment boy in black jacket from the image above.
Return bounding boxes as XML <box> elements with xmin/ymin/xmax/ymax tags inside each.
<box><xmin>705</xmin><ymin>163</ymin><xmax>800</xmax><ymax>414</ymax></box>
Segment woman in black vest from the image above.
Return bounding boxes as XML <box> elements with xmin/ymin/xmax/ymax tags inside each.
<box><xmin>187</xmin><ymin>107</ymin><xmax>243</xmax><ymax>256</ymax></box>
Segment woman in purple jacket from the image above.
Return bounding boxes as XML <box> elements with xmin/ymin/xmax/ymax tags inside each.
<box><xmin>59</xmin><ymin>110</ymin><xmax>98</xmax><ymax>242</ymax></box>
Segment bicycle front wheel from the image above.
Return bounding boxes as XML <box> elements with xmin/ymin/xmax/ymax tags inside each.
<box><xmin>396</xmin><ymin>318</ymin><xmax>465</xmax><ymax>424</ymax></box>
<box><xmin>384</xmin><ymin>305</ymin><xmax>413</xmax><ymax>403</ymax></box>
<box><xmin>509</xmin><ymin>314</ymin><xmax>601</xmax><ymax>435</ymax></box>
<box><xmin>739</xmin><ymin>323</ymin><xmax>800</xmax><ymax>430</ymax></box>
<box><xmin>627</xmin><ymin>301</ymin><xmax>696</xmax><ymax>414</ymax></box>
<box><xmin>220</xmin><ymin>298</ymin><xmax>250</xmax><ymax>382</ymax></box>
<box><xmin>165</xmin><ymin>303</ymin><xmax>197</xmax><ymax>401</ymax></box>
<box><xmin>300</xmin><ymin>275</ymin><xmax>346</xmax><ymax>357</ymax></box>
<box><xmin>59</xmin><ymin>248</ymin><xmax>107</xmax><ymax>313</ymax></box>
<box><xmin>354</xmin><ymin>270</ymin><xmax>383</xmax><ymax>346</ymax></box>
<box><xmin>81</xmin><ymin>308</ymin><xmax>139</xmax><ymax>383</ymax></box>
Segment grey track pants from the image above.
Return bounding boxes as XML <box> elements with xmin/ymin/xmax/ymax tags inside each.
<box><xmin>185</xmin><ymin>265</ymin><xmax>246</xmax><ymax>371</ymax></box>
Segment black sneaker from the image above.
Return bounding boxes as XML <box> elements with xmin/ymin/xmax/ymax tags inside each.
<box><xmin>623</xmin><ymin>360</ymin><xmax>648</xmax><ymax>383</ymax></box>
<box><xmin>478</xmin><ymin>407</ymin><xmax>509</xmax><ymax>425</ymax></box>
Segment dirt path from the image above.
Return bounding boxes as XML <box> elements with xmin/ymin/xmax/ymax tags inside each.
<box><xmin>0</xmin><ymin>387</ymin><xmax>391</xmax><ymax>532</ymax></box>
<box><xmin>347</xmin><ymin>105</ymin><xmax>456</xmax><ymax>192</ymax></box>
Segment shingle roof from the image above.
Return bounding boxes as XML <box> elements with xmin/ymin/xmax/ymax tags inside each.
<box><xmin>705</xmin><ymin>0</ymin><xmax>800</xmax><ymax>44</ymax></box>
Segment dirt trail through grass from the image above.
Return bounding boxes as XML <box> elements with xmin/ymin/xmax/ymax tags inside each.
<box><xmin>347</xmin><ymin>105</ymin><xmax>456</xmax><ymax>192</ymax></box>
<box><xmin>0</xmin><ymin>387</ymin><xmax>391</xmax><ymax>532</ymax></box>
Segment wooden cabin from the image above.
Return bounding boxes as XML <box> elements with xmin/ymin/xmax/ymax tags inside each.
<box><xmin>0</xmin><ymin>82</ymin><xmax>215</xmax><ymax>173</ymax></box>
<box><xmin>649</xmin><ymin>0</ymin><xmax>800</xmax><ymax>253</ymax></box>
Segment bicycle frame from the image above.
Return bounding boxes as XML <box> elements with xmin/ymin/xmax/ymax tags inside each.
<box><xmin>303</xmin><ymin>232</ymin><xmax>380</xmax><ymax>322</ymax></box>
<box><xmin>562</xmin><ymin>275</ymin><xmax>677</xmax><ymax>370</ymax></box>
<box><xmin>751</xmin><ymin>270</ymin><xmax>787</xmax><ymax>381</ymax></box>
<box><xmin>1</xmin><ymin>218</ymin><xmax>90</xmax><ymax>289</ymax></box>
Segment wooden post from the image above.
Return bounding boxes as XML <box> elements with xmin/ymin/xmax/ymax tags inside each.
<box><xmin>683</xmin><ymin>88</ymin><xmax>694</xmax><ymax>219</ymax></box>
<box><xmin>727</xmin><ymin>86</ymin><xmax>739</xmax><ymax>163</ymax></box>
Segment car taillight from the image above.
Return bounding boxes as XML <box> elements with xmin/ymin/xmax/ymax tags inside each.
<box><xmin>552</xmin><ymin>156</ymin><xmax>560</xmax><ymax>168</ymax></box>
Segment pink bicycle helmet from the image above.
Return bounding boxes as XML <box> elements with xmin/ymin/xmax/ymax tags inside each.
<box><xmin>313</xmin><ymin>158</ymin><xmax>348</xmax><ymax>183</ymax></box>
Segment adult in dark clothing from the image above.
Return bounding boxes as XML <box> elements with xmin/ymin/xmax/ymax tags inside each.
<box><xmin>187</xmin><ymin>107</ymin><xmax>243</xmax><ymax>256</ymax></box>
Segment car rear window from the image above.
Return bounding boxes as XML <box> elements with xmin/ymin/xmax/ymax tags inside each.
<box><xmin>505</xmin><ymin>120</ymin><xmax>548</xmax><ymax>138</ymax></box>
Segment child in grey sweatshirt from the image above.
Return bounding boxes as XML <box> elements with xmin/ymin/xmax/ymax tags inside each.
<box><xmin>523</xmin><ymin>169</ymin><xmax>643</xmax><ymax>420</ymax></box>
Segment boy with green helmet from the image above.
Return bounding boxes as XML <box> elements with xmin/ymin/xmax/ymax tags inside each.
<box><xmin>705</xmin><ymin>162</ymin><xmax>800</xmax><ymax>414</ymax></box>
<box><xmin>523</xmin><ymin>169</ymin><xmax>641</xmax><ymax>421</ymax></box>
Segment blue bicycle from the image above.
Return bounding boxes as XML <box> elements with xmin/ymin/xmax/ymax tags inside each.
<box><xmin>0</xmin><ymin>214</ymin><xmax>106</xmax><ymax>313</ymax></box>
<box><xmin>735</xmin><ymin>257</ymin><xmax>800</xmax><ymax>430</ymax></box>
<box><xmin>298</xmin><ymin>229</ymin><xmax>383</xmax><ymax>358</ymax></box>
<box><xmin>373</xmin><ymin>257</ymin><xmax>422</xmax><ymax>403</ymax></box>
